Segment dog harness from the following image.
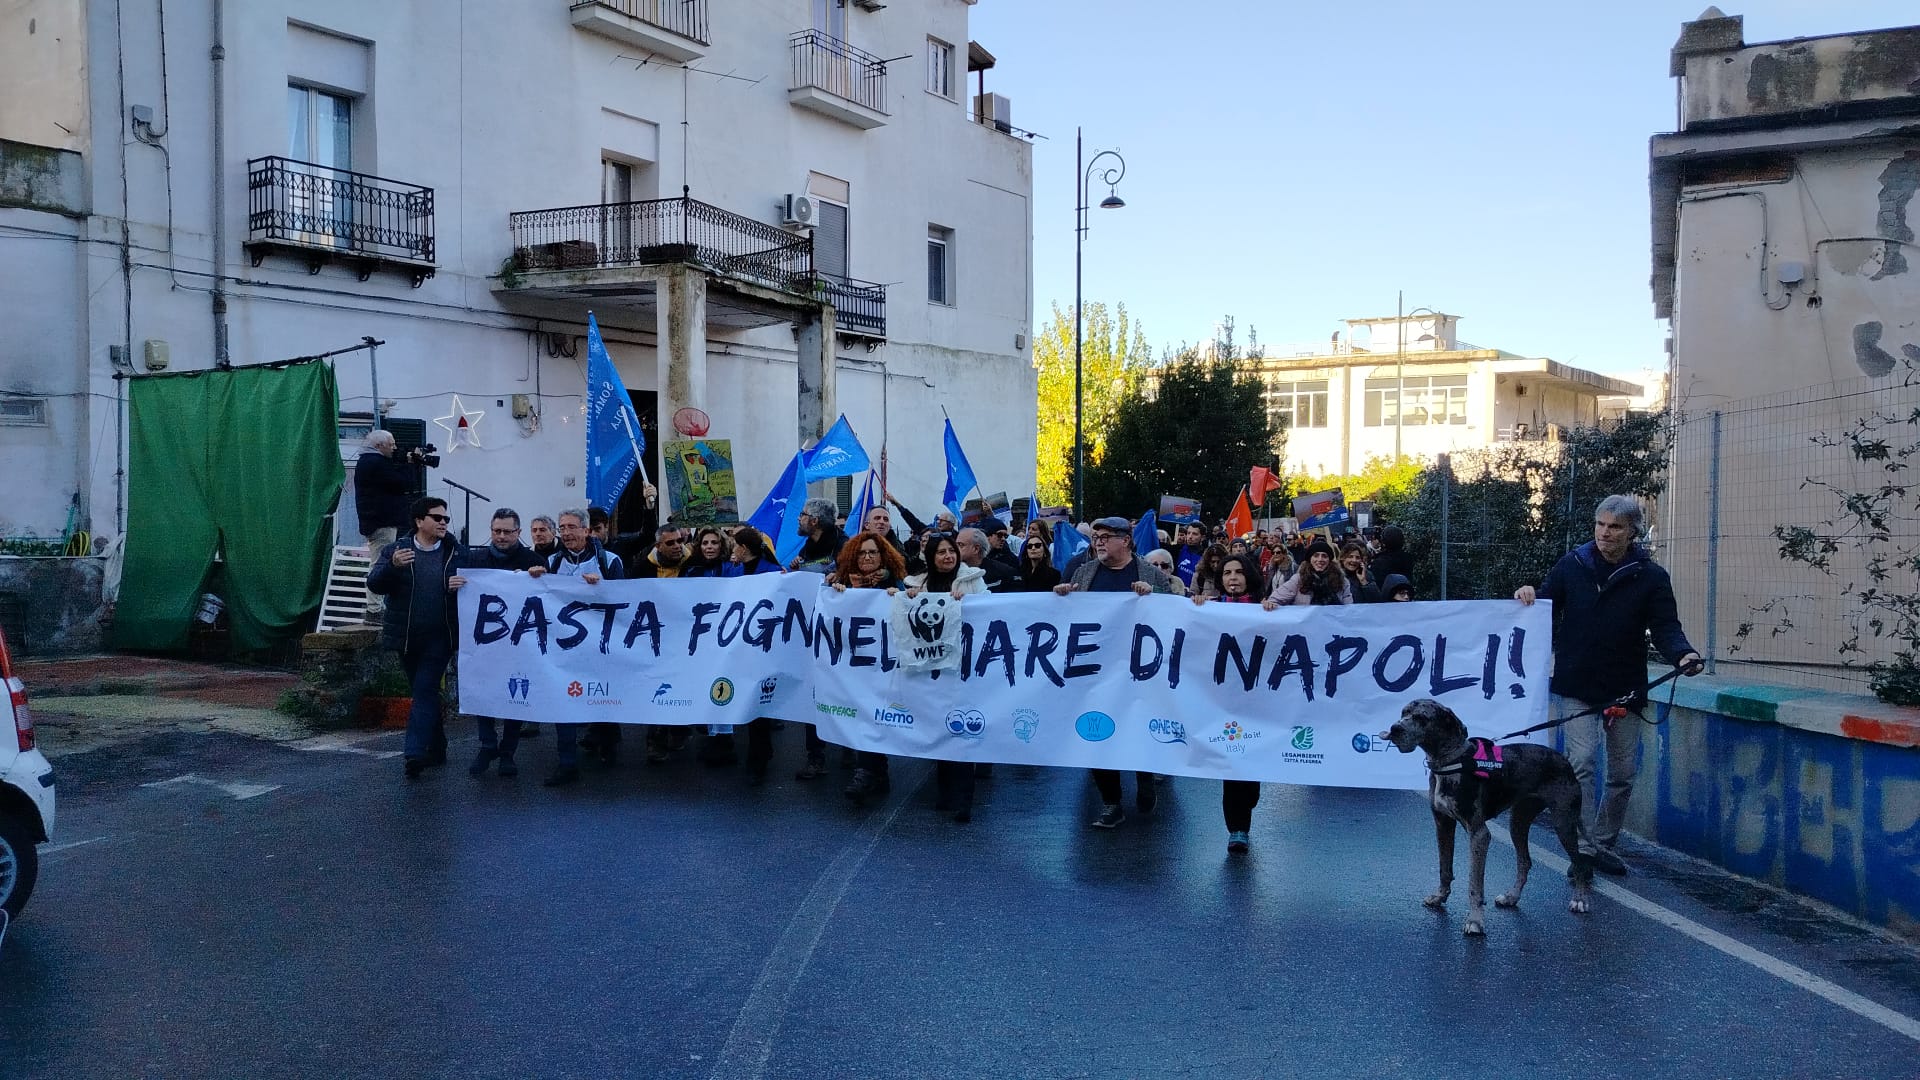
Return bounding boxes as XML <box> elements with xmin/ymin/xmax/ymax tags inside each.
<box><xmin>1430</xmin><ymin>738</ymin><xmax>1504</xmax><ymax>778</ymax></box>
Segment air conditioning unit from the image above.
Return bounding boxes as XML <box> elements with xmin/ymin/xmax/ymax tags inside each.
<box><xmin>781</xmin><ymin>193</ymin><xmax>816</xmax><ymax>227</ymax></box>
<box><xmin>974</xmin><ymin>92</ymin><xmax>1013</xmax><ymax>133</ymax></box>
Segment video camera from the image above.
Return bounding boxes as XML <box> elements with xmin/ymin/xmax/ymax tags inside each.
<box><xmin>407</xmin><ymin>443</ymin><xmax>441</xmax><ymax>468</ymax></box>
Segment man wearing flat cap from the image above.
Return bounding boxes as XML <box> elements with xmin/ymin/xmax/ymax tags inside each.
<box><xmin>1054</xmin><ymin>515</ymin><xmax>1176</xmax><ymax>828</ymax></box>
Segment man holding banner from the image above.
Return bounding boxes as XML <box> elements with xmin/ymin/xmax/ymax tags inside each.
<box><xmin>1054</xmin><ymin>516</ymin><xmax>1176</xmax><ymax>829</ymax></box>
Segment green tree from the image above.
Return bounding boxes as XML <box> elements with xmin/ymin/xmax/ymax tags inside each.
<box><xmin>1284</xmin><ymin>455</ymin><xmax>1426</xmax><ymax>521</ymax></box>
<box><xmin>1032</xmin><ymin>302</ymin><xmax>1152</xmax><ymax>507</ymax></box>
<box><xmin>1081</xmin><ymin>330</ymin><xmax>1282</xmax><ymax>522</ymax></box>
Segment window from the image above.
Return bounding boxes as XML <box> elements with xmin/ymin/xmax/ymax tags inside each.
<box><xmin>811</xmin><ymin>0</ymin><xmax>846</xmax><ymax>38</ymax></box>
<box><xmin>1364</xmin><ymin>374</ymin><xmax>1469</xmax><ymax>426</ymax></box>
<box><xmin>815</xmin><ymin>200</ymin><xmax>849</xmax><ymax>280</ymax></box>
<box><xmin>927</xmin><ymin>225</ymin><xmax>954</xmax><ymax>305</ymax></box>
<box><xmin>288</xmin><ymin>84</ymin><xmax>352</xmax><ymax>169</ymax></box>
<box><xmin>602</xmin><ymin>159</ymin><xmax>636</xmax><ymax>261</ymax></box>
<box><xmin>1266</xmin><ymin>380</ymin><xmax>1328</xmax><ymax>429</ymax></box>
<box><xmin>927</xmin><ymin>38</ymin><xmax>954</xmax><ymax>98</ymax></box>
<box><xmin>0</xmin><ymin>397</ymin><xmax>48</xmax><ymax>426</ymax></box>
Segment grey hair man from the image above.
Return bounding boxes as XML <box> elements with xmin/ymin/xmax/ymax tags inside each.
<box><xmin>792</xmin><ymin>497</ymin><xmax>847</xmax><ymax>573</ymax></box>
<box><xmin>1516</xmin><ymin>494</ymin><xmax>1702</xmax><ymax>876</ymax></box>
<box><xmin>529</xmin><ymin>514</ymin><xmax>559</xmax><ymax>563</ymax></box>
<box><xmin>956</xmin><ymin>527</ymin><xmax>1013</xmax><ymax>592</ymax></box>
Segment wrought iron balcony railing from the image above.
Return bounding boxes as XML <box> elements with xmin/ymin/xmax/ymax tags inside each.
<box><xmin>789</xmin><ymin>29</ymin><xmax>889</xmax><ymax>114</ymax></box>
<box><xmin>814</xmin><ymin>274</ymin><xmax>887</xmax><ymax>341</ymax></box>
<box><xmin>508</xmin><ymin>196</ymin><xmax>813</xmax><ymax>292</ymax></box>
<box><xmin>245</xmin><ymin>156</ymin><xmax>435</xmax><ymax>275</ymax></box>
<box><xmin>570</xmin><ymin>0</ymin><xmax>709</xmax><ymax>46</ymax></box>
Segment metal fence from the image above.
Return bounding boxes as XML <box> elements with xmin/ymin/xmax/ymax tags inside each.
<box><xmin>1660</xmin><ymin>374</ymin><xmax>1920</xmax><ymax>692</ymax></box>
<box><xmin>789</xmin><ymin>29</ymin><xmax>889</xmax><ymax>114</ymax></box>
<box><xmin>508</xmin><ymin>196</ymin><xmax>813</xmax><ymax>292</ymax></box>
<box><xmin>246</xmin><ymin>156</ymin><xmax>435</xmax><ymax>265</ymax></box>
<box><xmin>570</xmin><ymin>0</ymin><xmax>709</xmax><ymax>44</ymax></box>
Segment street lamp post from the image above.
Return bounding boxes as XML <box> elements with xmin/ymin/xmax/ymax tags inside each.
<box><xmin>1074</xmin><ymin>127</ymin><xmax>1127</xmax><ymax>520</ymax></box>
<box><xmin>1393</xmin><ymin>294</ymin><xmax>1443</xmax><ymax>462</ymax></box>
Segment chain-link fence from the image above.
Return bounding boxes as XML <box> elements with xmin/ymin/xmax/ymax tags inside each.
<box><xmin>1662</xmin><ymin>374</ymin><xmax>1920</xmax><ymax>693</ymax></box>
<box><xmin>1394</xmin><ymin>377</ymin><xmax>1920</xmax><ymax>696</ymax></box>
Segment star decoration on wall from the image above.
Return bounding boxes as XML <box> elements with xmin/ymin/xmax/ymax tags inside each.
<box><xmin>434</xmin><ymin>394</ymin><xmax>485</xmax><ymax>450</ymax></box>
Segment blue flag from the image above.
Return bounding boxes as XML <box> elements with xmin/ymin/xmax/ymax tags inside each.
<box><xmin>1133</xmin><ymin>510</ymin><xmax>1159</xmax><ymax>556</ymax></box>
<box><xmin>584</xmin><ymin>313</ymin><xmax>647</xmax><ymax>511</ymax></box>
<box><xmin>1052</xmin><ymin>520</ymin><xmax>1088</xmax><ymax>574</ymax></box>
<box><xmin>803</xmin><ymin>415</ymin><xmax>870</xmax><ymax>483</ymax></box>
<box><xmin>941</xmin><ymin>419</ymin><xmax>979</xmax><ymax>514</ymax></box>
<box><xmin>745</xmin><ymin>451</ymin><xmax>811</xmax><ymax>564</ymax></box>
<box><xmin>847</xmin><ymin>471</ymin><xmax>877</xmax><ymax>534</ymax></box>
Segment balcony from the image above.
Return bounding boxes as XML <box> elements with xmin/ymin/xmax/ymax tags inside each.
<box><xmin>814</xmin><ymin>274</ymin><xmax>887</xmax><ymax>343</ymax></box>
<box><xmin>244</xmin><ymin>156</ymin><xmax>435</xmax><ymax>286</ymax></box>
<box><xmin>569</xmin><ymin>0</ymin><xmax>708</xmax><ymax>61</ymax></box>
<box><xmin>788</xmin><ymin>30</ymin><xmax>889</xmax><ymax>129</ymax></box>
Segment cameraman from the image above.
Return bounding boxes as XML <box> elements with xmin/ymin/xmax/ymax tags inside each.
<box><xmin>355</xmin><ymin>431</ymin><xmax>420</xmax><ymax>619</ymax></box>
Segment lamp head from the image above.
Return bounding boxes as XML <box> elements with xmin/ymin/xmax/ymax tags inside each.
<box><xmin>1099</xmin><ymin>193</ymin><xmax>1126</xmax><ymax>210</ymax></box>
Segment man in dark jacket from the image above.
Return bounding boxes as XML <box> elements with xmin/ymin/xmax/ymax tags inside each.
<box><xmin>366</xmin><ymin>496</ymin><xmax>467</xmax><ymax>780</ymax></box>
<box><xmin>527</xmin><ymin>507</ymin><xmax>625</xmax><ymax>782</ymax></box>
<box><xmin>355</xmin><ymin>430</ymin><xmax>420</xmax><ymax>620</ymax></box>
<box><xmin>1054</xmin><ymin>516</ymin><xmax>1176</xmax><ymax>830</ymax></box>
<box><xmin>458</xmin><ymin>508</ymin><xmax>539</xmax><ymax>774</ymax></box>
<box><xmin>1368</xmin><ymin>524</ymin><xmax>1415</xmax><ymax>593</ymax></box>
<box><xmin>1517</xmin><ymin>494</ymin><xmax>1702</xmax><ymax>875</ymax></box>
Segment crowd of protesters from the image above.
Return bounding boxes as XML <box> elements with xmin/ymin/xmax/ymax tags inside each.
<box><xmin>359</xmin><ymin>435</ymin><xmax>1429</xmax><ymax>854</ymax></box>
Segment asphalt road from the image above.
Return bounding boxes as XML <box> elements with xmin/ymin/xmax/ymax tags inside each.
<box><xmin>3</xmin><ymin>721</ymin><xmax>1918</xmax><ymax>1079</ymax></box>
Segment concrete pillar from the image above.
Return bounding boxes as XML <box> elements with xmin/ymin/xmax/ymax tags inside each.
<box><xmin>795</xmin><ymin>303</ymin><xmax>837</xmax><ymax>448</ymax></box>
<box><xmin>656</xmin><ymin>266</ymin><xmax>708</xmax><ymax>470</ymax></box>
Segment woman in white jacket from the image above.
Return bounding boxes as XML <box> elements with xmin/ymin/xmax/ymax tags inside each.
<box><xmin>905</xmin><ymin>533</ymin><xmax>989</xmax><ymax>822</ymax></box>
<box><xmin>1265</xmin><ymin>538</ymin><xmax>1353</xmax><ymax>609</ymax></box>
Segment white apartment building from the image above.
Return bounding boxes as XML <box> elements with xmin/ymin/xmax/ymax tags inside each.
<box><xmin>1247</xmin><ymin>315</ymin><xmax>1641</xmax><ymax>478</ymax></box>
<box><xmin>0</xmin><ymin>0</ymin><xmax>1035</xmax><ymax>550</ymax></box>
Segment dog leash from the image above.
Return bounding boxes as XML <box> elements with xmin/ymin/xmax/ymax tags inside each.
<box><xmin>1496</xmin><ymin>663</ymin><xmax>1694</xmax><ymax>741</ymax></box>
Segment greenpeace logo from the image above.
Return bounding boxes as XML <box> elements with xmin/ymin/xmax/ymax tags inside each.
<box><xmin>816</xmin><ymin>703</ymin><xmax>858</xmax><ymax>719</ymax></box>
<box><xmin>874</xmin><ymin>703</ymin><xmax>914</xmax><ymax>727</ymax></box>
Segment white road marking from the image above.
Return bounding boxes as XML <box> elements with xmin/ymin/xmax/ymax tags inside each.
<box><xmin>1491</xmin><ymin>830</ymin><xmax>1920</xmax><ymax>1044</ymax></box>
<box><xmin>706</xmin><ymin>765</ymin><xmax>928</xmax><ymax>1080</ymax></box>
<box><xmin>285</xmin><ymin>733</ymin><xmax>402</xmax><ymax>759</ymax></box>
<box><xmin>140</xmin><ymin>773</ymin><xmax>281</xmax><ymax>800</ymax></box>
<box><xmin>39</xmin><ymin>836</ymin><xmax>111</xmax><ymax>856</ymax></box>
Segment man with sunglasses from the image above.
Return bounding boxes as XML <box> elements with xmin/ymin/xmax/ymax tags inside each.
<box><xmin>367</xmin><ymin>497</ymin><xmax>469</xmax><ymax>781</ymax></box>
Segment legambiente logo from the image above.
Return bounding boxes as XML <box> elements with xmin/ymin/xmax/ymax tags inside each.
<box><xmin>874</xmin><ymin>703</ymin><xmax>914</xmax><ymax>727</ymax></box>
<box><xmin>1291</xmin><ymin>726</ymin><xmax>1316</xmax><ymax>750</ymax></box>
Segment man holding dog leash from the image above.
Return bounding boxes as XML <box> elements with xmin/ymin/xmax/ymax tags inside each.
<box><xmin>1516</xmin><ymin>494</ymin><xmax>1702</xmax><ymax>876</ymax></box>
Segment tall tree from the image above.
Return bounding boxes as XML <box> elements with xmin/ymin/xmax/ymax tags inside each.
<box><xmin>1032</xmin><ymin>302</ymin><xmax>1152</xmax><ymax>507</ymax></box>
<box><xmin>1082</xmin><ymin>331</ymin><xmax>1282</xmax><ymax>523</ymax></box>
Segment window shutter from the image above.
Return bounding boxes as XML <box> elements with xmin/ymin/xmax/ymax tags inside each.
<box><xmin>815</xmin><ymin>202</ymin><xmax>848</xmax><ymax>279</ymax></box>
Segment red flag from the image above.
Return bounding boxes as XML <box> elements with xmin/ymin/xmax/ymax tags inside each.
<box><xmin>1225</xmin><ymin>486</ymin><xmax>1254</xmax><ymax>537</ymax></box>
<box><xmin>1249</xmin><ymin>466</ymin><xmax>1278</xmax><ymax>503</ymax></box>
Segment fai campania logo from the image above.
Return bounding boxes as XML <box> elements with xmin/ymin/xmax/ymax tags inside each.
<box><xmin>506</xmin><ymin>676</ymin><xmax>531</xmax><ymax>703</ymax></box>
<box><xmin>874</xmin><ymin>703</ymin><xmax>914</xmax><ymax>727</ymax></box>
<box><xmin>1075</xmin><ymin>711</ymin><xmax>1116</xmax><ymax>742</ymax></box>
<box><xmin>709</xmin><ymin>678</ymin><xmax>736</xmax><ymax>706</ymax></box>
<box><xmin>567</xmin><ymin>681</ymin><xmax>584</xmax><ymax>698</ymax></box>
<box><xmin>1011</xmin><ymin>709</ymin><xmax>1040</xmax><ymax>743</ymax></box>
<box><xmin>945</xmin><ymin>709</ymin><xmax>986</xmax><ymax>740</ymax></box>
<box><xmin>1291</xmin><ymin>726</ymin><xmax>1315</xmax><ymax>750</ymax></box>
<box><xmin>1147</xmin><ymin>718</ymin><xmax>1186</xmax><ymax>744</ymax></box>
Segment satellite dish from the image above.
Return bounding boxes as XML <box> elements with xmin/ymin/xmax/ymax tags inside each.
<box><xmin>673</xmin><ymin>407</ymin><xmax>711</xmax><ymax>437</ymax></box>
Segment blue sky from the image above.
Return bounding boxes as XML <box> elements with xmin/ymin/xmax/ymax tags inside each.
<box><xmin>967</xmin><ymin>1</ymin><xmax>1920</xmax><ymax>379</ymax></box>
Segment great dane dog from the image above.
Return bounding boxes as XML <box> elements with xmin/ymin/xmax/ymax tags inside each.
<box><xmin>1382</xmin><ymin>699</ymin><xmax>1594</xmax><ymax>936</ymax></box>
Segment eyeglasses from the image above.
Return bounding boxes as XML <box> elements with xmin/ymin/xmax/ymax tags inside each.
<box><xmin>858</xmin><ymin>548</ymin><xmax>882</xmax><ymax>558</ymax></box>
<box><xmin>426</xmin><ymin>514</ymin><xmax>451</xmax><ymax>523</ymax></box>
<box><xmin>1090</xmin><ymin>534</ymin><xmax>1123</xmax><ymax>543</ymax></box>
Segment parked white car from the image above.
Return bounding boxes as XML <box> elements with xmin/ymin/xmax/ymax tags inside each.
<box><xmin>0</xmin><ymin>625</ymin><xmax>56</xmax><ymax>919</ymax></box>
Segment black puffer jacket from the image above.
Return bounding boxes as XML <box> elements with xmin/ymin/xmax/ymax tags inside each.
<box><xmin>1537</xmin><ymin>541</ymin><xmax>1695</xmax><ymax>703</ymax></box>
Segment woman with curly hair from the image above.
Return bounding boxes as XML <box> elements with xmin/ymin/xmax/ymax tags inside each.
<box><xmin>831</xmin><ymin>533</ymin><xmax>908</xmax><ymax>803</ymax></box>
<box><xmin>679</xmin><ymin>526</ymin><xmax>732</xmax><ymax>578</ymax></box>
<box><xmin>1191</xmin><ymin>543</ymin><xmax>1229</xmax><ymax>600</ymax></box>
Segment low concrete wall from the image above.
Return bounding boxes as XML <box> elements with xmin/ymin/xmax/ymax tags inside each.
<box><xmin>0</xmin><ymin>556</ymin><xmax>106</xmax><ymax>656</ymax></box>
<box><xmin>1579</xmin><ymin>667</ymin><xmax>1920</xmax><ymax>937</ymax></box>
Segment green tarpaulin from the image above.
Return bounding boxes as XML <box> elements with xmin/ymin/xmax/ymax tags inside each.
<box><xmin>112</xmin><ymin>361</ymin><xmax>345</xmax><ymax>653</ymax></box>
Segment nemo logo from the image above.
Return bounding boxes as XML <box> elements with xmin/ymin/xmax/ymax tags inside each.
<box><xmin>567</xmin><ymin>681</ymin><xmax>584</xmax><ymax>697</ymax></box>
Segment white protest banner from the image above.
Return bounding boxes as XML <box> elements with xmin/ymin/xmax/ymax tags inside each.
<box><xmin>456</xmin><ymin>570</ymin><xmax>819</xmax><ymax>727</ymax></box>
<box><xmin>807</xmin><ymin>591</ymin><xmax>1553</xmax><ymax>790</ymax></box>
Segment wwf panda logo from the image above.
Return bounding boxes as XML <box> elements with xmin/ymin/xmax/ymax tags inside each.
<box><xmin>757</xmin><ymin>675</ymin><xmax>780</xmax><ymax>705</ymax></box>
<box><xmin>909</xmin><ymin>595</ymin><xmax>952</xmax><ymax>643</ymax></box>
